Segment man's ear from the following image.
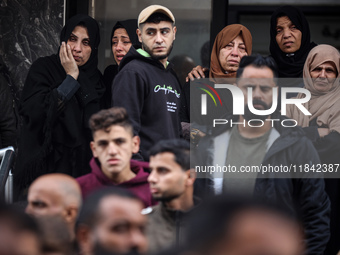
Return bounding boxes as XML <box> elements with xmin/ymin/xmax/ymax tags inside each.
<box><xmin>132</xmin><ymin>136</ymin><xmax>140</xmax><ymax>154</ymax></box>
<box><xmin>137</xmin><ymin>28</ymin><xmax>142</xmax><ymax>43</ymax></box>
<box><xmin>185</xmin><ymin>168</ymin><xmax>196</xmax><ymax>186</ymax></box>
<box><xmin>76</xmin><ymin>224</ymin><xmax>94</xmax><ymax>255</ymax></box>
<box><xmin>173</xmin><ymin>26</ymin><xmax>177</xmax><ymax>41</ymax></box>
<box><xmin>90</xmin><ymin>141</ymin><xmax>97</xmax><ymax>158</ymax></box>
<box><xmin>63</xmin><ymin>205</ymin><xmax>79</xmax><ymax>224</ymax></box>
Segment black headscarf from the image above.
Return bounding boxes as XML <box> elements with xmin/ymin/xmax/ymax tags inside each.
<box><xmin>101</xmin><ymin>19</ymin><xmax>141</xmax><ymax>109</ymax></box>
<box><xmin>269</xmin><ymin>5</ymin><xmax>317</xmax><ymax>78</ymax></box>
<box><xmin>110</xmin><ymin>19</ymin><xmax>141</xmax><ymax>49</ymax></box>
<box><xmin>16</xmin><ymin>14</ymin><xmax>105</xmax><ymax>190</ymax></box>
<box><xmin>59</xmin><ymin>14</ymin><xmax>104</xmax><ymax>108</ymax></box>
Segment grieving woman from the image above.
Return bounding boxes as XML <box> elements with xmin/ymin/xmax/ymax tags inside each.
<box><xmin>15</xmin><ymin>14</ymin><xmax>105</xmax><ymax>198</ymax></box>
<box><xmin>180</xmin><ymin>24</ymin><xmax>252</xmax><ymax>143</ymax></box>
<box><xmin>287</xmin><ymin>44</ymin><xmax>340</xmax><ymax>163</ymax></box>
<box><xmin>270</xmin><ymin>5</ymin><xmax>316</xmax><ymax>79</ymax></box>
<box><xmin>287</xmin><ymin>44</ymin><xmax>340</xmax><ymax>255</ymax></box>
<box><xmin>102</xmin><ymin>19</ymin><xmax>141</xmax><ymax>108</ymax></box>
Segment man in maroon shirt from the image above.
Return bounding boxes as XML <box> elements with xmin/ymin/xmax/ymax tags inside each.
<box><xmin>76</xmin><ymin>107</ymin><xmax>155</xmax><ymax>207</ymax></box>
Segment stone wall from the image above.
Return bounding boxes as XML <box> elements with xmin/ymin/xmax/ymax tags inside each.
<box><xmin>0</xmin><ymin>0</ymin><xmax>63</xmax><ymax>103</ymax></box>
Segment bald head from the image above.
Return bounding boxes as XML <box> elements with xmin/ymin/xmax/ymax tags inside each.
<box><xmin>26</xmin><ymin>174</ymin><xmax>82</xmax><ymax>235</ymax></box>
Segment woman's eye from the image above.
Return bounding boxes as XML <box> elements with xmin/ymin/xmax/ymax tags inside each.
<box><xmin>239</xmin><ymin>47</ymin><xmax>246</xmax><ymax>53</ymax></box>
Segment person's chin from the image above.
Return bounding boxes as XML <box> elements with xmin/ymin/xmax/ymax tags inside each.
<box><xmin>106</xmin><ymin>166</ymin><xmax>122</xmax><ymax>174</ymax></box>
<box><xmin>315</xmin><ymin>85</ymin><xmax>330</xmax><ymax>93</ymax></box>
<box><xmin>152</xmin><ymin>52</ymin><xmax>167</xmax><ymax>60</ymax></box>
<box><xmin>225</xmin><ymin>66</ymin><xmax>238</xmax><ymax>73</ymax></box>
<box><xmin>282</xmin><ymin>47</ymin><xmax>296</xmax><ymax>54</ymax></box>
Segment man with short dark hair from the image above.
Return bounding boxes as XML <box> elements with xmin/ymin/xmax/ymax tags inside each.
<box><xmin>144</xmin><ymin>139</ymin><xmax>196</xmax><ymax>253</ymax></box>
<box><xmin>76</xmin><ymin>107</ymin><xmax>155</xmax><ymax>207</ymax></box>
<box><xmin>112</xmin><ymin>5</ymin><xmax>181</xmax><ymax>160</ymax></box>
<box><xmin>196</xmin><ymin>55</ymin><xmax>330</xmax><ymax>255</ymax></box>
<box><xmin>76</xmin><ymin>187</ymin><xmax>148</xmax><ymax>255</ymax></box>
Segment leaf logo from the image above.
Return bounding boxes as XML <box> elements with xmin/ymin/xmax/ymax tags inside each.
<box><xmin>198</xmin><ymin>83</ymin><xmax>223</xmax><ymax>106</ymax></box>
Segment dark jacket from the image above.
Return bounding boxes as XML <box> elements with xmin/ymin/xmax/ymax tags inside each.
<box><xmin>143</xmin><ymin>197</ymin><xmax>200</xmax><ymax>254</ymax></box>
<box><xmin>102</xmin><ymin>64</ymin><xmax>118</xmax><ymax>109</ymax></box>
<box><xmin>112</xmin><ymin>47</ymin><xmax>182</xmax><ymax>160</ymax></box>
<box><xmin>76</xmin><ymin>157</ymin><xmax>156</xmax><ymax>207</ymax></box>
<box><xmin>15</xmin><ymin>15</ymin><xmax>105</xmax><ymax>192</ymax></box>
<box><xmin>0</xmin><ymin>62</ymin><xmax>17</xmax><ymax>149</ymax></box>
<box><xmin>195</xmin><ymin>112</ymin><xmax>330</xmax><ymax>255</ymax></box>
<box><xmin>303</xmin><ymin>118</ymin><xmax>340</xmax><ymax>165</ymax></box>
<box><xmin>303</xmin><ymin>119</ymin><xmax>340</xmax><ymax>255</ymax></box>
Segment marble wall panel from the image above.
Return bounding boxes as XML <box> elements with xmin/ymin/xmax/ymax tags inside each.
<box><xmin>0</xmin><ymin>0</ymin><xmax>63</xmax><ymax>102</ymax></box>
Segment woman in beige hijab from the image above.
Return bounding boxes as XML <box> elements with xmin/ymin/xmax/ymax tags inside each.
<box><xmin>287</xmin><ymin>44</ymin><xmax>340</xmax><ymax>255</ymax></box>
<box><xmin>286</xmin><ymin>44</ymin><xmax>340</xmax><ymax>164</ymax></box>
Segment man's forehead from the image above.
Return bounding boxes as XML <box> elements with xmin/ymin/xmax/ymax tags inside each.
<box><xmin>238</xmin><ymin>78</ymin><xmax>276</xmax><ymax>87</ymax></box>
<box><xmin>93</xmin><ymin>125</ymin><xmax>131</xmax><ymax>139</ymax></box>
<box><xmin>98</xmin><ymin>196</ymin><xmax>144</xmax><ymax>220</ymax></box>
<box><xmin>28</xmin><ymin>188</ymin><xmax>61</xmax><ymax>205</ymax></box>
<box><xmin>142</xmin><ymin>21</ymin><xmax>173</xmax><ymax>30</ymax></box>
<box><xmin>150</xmin><ymin>152</ymin><xmax>176</xmax><ymax>164</ymax></box>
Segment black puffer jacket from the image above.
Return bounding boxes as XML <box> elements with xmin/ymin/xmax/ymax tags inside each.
<box><xmin>195</xmin><ymin>112</ymin><xmax>330</xmax><ymax>255</ymax></box>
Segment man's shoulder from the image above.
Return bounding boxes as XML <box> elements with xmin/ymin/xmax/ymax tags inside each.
<box><xmin>119</xmin><ymin>57</ymin><xmax>152</xmax><ymax>73</ymax></box>
<box><xmin>141</xmin><ymin>204</ymin><xmax>160</xmax><ymax>216</ymax></box>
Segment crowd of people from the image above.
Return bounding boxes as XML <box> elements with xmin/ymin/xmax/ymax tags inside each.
<box><xmin>0</xmin><ymin>3</ymin><xmax>340</xmax><ymax>255</ymax></box>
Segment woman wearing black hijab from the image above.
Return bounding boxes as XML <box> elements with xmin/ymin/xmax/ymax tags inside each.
<box><xmin>270</xmin><ymin>5</ymin><xmax>317</xmax><ymax>79</ymax></box>
<box><xmin>102</xmin><ymin>19</ymin><xmax>141</xmax><ymax>108</ymax></box>
<box><xmin>15</xmin><ymin>14</ymin><xmax>105</xmax><ymax>197</ymax></box>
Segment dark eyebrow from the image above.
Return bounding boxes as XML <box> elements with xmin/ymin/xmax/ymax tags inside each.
<box><xmin>145</xmin><ymin>28</ymin><xmax>157</xmax><ymax>32</ymax></box>
<box><xmin>70</xmin><ymin>33</ymin><xmax>78</xmax><ymax>38</ymax></box>
<box><xmin>113</xmin><ymin>35</ymin><xmax>129</xmax><ymax>39</ymax></box>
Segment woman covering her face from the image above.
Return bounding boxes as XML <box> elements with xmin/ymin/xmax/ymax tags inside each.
<box><xmin>16</xmin><ymin>14</ymin><xmax>105</xmax><ymax>194</ymax></box>
<box><xmin>270</xmin><ymin>5</ymin><xmax>317</xmax><ymax>78</ymax></box>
